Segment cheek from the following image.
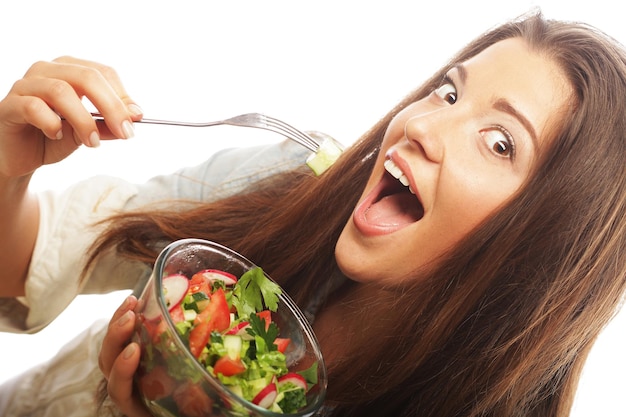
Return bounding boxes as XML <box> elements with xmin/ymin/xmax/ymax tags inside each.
<box><xmin>436</xmin><ymin>174</ymin><xmax>516</xmax><ymax>238</ymax></box>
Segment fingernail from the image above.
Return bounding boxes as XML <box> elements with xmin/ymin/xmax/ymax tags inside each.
<box><xmin>128</xmin><ymin>104</ymin><xmax>143</xmax><ymax>117</ymax></box>
<box><xmin>120</xmin><ymin>295</ymin><xmax>132</xmax><ymax>311</ymax></box>
<box><xmin>89</xmin><ymin>131</ymin><xmax>101</xmax><ymax>147</ymax></box>
<box><xmin>55</xmin><ymin>129</ymin><xmax>63</xmax><ymax>140</ymax></box>
<box><xmin>123</xmin><ymin>343</ymin><xmax>136</xmax><ymax>360</ymax></box>
<box><xmin>121</xmin><ymin>120</ymin><xmax>135</xmax><ymax>139</ymax></box>
<box><xmin>117</xmin><ymin>310</ymin><xmax>132</xmax><ymax>327</ymax></box>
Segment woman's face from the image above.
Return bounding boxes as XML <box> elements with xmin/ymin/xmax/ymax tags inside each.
<box><xmin>336</xmin><ymin>37</ymin><xmax>573</xmax><ymax>286</ymax></box>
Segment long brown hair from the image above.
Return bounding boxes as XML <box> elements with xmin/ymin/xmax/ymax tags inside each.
<box><xmin>90</xmin><ymin>11</ymin><xmax>626</xmax><ymax>417</ymax></box>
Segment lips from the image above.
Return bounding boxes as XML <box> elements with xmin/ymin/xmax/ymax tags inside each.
<box><xmin>353</xmin><ymin>158</ymin><xmax>424</xmax><ymax>236</ymax></box>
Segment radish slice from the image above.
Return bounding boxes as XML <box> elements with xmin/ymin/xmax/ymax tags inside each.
<box><xmin>142</xmin><ymin>274</ymin><xmax>189</xmax><ymax>320</ymax></box>
<box><xmin>277</xmin><ymin>373</ymin><xmax>307</xmax><ymax>390</ymax></box>
<box><xmin>163</xmin><ymin>274</ymin><xmax>190</xmax><ymax>310</ymax></box>
<box><xmin>226</xmin><ymin>321</ymin><xmax>250</xmax><ymax>335</ymax></box>
<box><xmin>225</xmin><ymin>321</ymin><xmax>255</xmax><ymax>340</ymax></box>
<box><xmin>252</xmin><ymin>383</ymin><xmax>277</xmax><ymax>409</ymax></box>
<box><xmin>194</xmin><ymin>269</ymin><xmax>238</xmax><ymax>286</ymax></box>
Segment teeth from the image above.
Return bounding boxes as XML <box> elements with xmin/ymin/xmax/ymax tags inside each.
<box><xmin>384</xmin><ymin>159</ymin><xmax>415</xmax><ymax>194</ymax></box>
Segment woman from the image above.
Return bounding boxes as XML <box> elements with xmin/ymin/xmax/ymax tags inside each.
<box><xmin>1</xmin><ymin>11</ymin><xmax>625</xmax><ymax>417</ymax></box>
<box><xmin>96</xmin><ymin>13</ymin><xmax>626</xmax><ymax>416</ymax></box>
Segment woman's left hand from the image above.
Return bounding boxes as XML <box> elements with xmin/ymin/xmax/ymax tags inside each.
<box><xmin>99</xmin><ymin>295</ymin><xmax>152</xmax><ymax>417</ymax></box>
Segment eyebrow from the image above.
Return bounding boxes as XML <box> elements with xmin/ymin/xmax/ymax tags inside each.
<box><xmin>493</xmin><ymin>99</ymin><xmax>539</xmax><ymax>149</ymax></box>
<box><xmin>451</xmin><ymin>63</ymin><xmax>539</xmax><ymax>149</ymax></box>
<box><xmin>452</xmin><ymin>63</ymin><xmax>468</xmax><ymax>85</ymax></box>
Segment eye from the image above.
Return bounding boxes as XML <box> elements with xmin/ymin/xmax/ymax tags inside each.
<box><xmin>482</xmin><ymin>127</ymin><xmax>516</xmax><ymax>159</ymax></box>
<box><xmin>434</xmin><ymin>81</ymin><xmax>457</xmax><ymax>105</ymax></box>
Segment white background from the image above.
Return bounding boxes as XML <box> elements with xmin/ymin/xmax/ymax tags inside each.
<box><xmin>0</xmin><ymin>1</ymin><xmax>624</xmax><ymax>415</ymax></box>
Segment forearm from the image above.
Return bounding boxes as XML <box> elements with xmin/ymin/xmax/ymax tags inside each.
<box><xmin>0</xmin><ymin>174</ymin><xmax>39</xmax><ymax>297</ymax></box>
<box><xmin>0</xmin><ymin>56</ymin><xmax>141</xmax><ymax>299</ymax></box>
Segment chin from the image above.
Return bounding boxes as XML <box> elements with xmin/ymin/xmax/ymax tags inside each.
<box><xmin>334</xmin><ymin>222</ymin><xmax>379</xmax><ymax>283</ymax></box>
<box><xmin>336</xmin><ymin>218</ymin><xmax>441</xmax><ymax>288</ymax></box>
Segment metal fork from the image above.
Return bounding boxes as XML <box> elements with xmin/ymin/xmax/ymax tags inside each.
<box><xmin>91</xmin><ymin>112</ymin><xmax>321</xmax><ymax>153</ymax></box>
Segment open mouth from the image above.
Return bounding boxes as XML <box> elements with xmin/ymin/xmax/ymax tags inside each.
<box><xmin>358</xmin><ymin>159</ymin><xmax>424</xmax><ymax>232</ymax></box>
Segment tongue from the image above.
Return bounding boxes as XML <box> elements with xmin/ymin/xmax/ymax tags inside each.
<box><xmin>365</xmin><ymin>193</ymin><xmax>423</xmax><ymax>227</ymax></box>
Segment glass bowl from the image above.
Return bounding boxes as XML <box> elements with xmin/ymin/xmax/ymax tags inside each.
<box><xmin>133</xmin><ymin>238</ymin><xmax>327</xmax><ymax>417</ymax></box>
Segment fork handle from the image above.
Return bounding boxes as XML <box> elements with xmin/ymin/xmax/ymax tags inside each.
<box><xmin>90</xmin><ymin>112</ymin><xmax>219</xmax><ymax>128</ymax></box>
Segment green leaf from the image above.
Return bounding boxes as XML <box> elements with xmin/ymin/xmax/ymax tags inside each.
<box><xmin>247</xmin><ymin>312</ymin><xmax>279</xmax><ymax>353</ymax></box>
<box><xmin>232</xmin><ymin>267</ymin><xmax>282</xmax><ymax>317</ymax></box>
<box><xmin>298</xmin><ymin>361</ymin><xmax>319</xmax><ymax>387</ymax></box>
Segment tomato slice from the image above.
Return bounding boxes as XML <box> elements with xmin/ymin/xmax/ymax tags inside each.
<box><xmin>137</xmin><ymin>365</ymin><xmax>176</xmax><ymax>401</ymax></box>
<box><xmin>188</xmin><ymin>288</ymin><xmax>231</xmax><ymax>358</ymax></box>
<box><xmin>189</xmin><ymin>272</ymin><xmax>211</xmax><ymax>296</ymax></box>
<box><xmin>213</xmin><ymin>355</ymin><xmax>246</xmax><ymax>376</ymax></box>
<box><xmin>256</xmin><ymin>310</ymin><xmax>272</xmax><ymax>330</ymax></box>
<box><xmin>169</xmin><ymin>303</ymin><xmax>185</xmax><ymax>324</ymax></box>
<box><xmin>142</xmin><ymin>316</ymin><xmax>169</xmax><ymax>344</ymax></box>
<box><xmin>143</xmin><ymin>303</ymin><xmax>185</xmax><ymax>344</ymax></box>
<box><xmin>274</xmin><ymin>337</ymin><xmax>291</xmax><ymax>353</ymax></box>
<box><xmin>172</xmin><ymin>382</ymin><xmax>213</xmax><ymax>417</ymax></box>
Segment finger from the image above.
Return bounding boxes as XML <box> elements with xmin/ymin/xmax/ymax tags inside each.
<box><xmin>99</xmin><ymin>295</ymin><xmax>138</xmax><ymax>378</ymax></box>
<box><xmin>25</xmin><ymin>59</ymin><xmax>140</xmax><ymax>140</ymax></box>
<box><xmin>107</xmin><ymin>342</ymin><xmax>152</xmax><ymax>417</ymax></box>
<box><xmin>11</xmin><ymin>76</ymin><xmax>101</xmax><ymax>146</ymax></box>
<box><xmin>99</xmin><ymin>309</ymin><xmax>137</xmax><ymax>378</ymax></box>
<box><xmin>0</xmin><ymin>94</ymin><xmax>64</xmax><ymax>141</ymax></box>
<box><xmin>53</xmin><ymin>56</ymin><xmax>144</xmax><ymax>128</ymax></box>
<box><xmin>53</xmin><ymin>56</ymin><xmax>134</xmax><ymax>104</ymax></box>
<box><xmin>110</xmin><ymin>294</ymin><xmax>138</xmax><ymax>323</ymax></box>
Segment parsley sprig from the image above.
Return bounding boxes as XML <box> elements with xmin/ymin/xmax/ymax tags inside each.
<box><xmin>246</xmin><ymin>312</ymin><xmax>280</xmax><ymax>352</ymax></box>
<box><xmin>231</xmin><ymin>267</ymin><xmax>282</xmax><ymax>317</ymax></box>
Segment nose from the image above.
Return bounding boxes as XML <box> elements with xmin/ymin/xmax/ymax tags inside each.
<box><xmin>404</xmin><ymin>112</ymin><xmax>445</xmax><ymax>164</ymax></box>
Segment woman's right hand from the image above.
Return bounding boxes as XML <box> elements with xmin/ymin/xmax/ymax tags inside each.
<box><xmin>0</xmin><ymin>56</ymin><xmax>143</xmax><ymax>178</ymax></box>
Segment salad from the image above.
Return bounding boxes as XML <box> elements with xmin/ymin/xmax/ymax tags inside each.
<box><xmin>136</xmin><ymin>266</ymin><xmax>319</xmax><ymax>416</ymax></box>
